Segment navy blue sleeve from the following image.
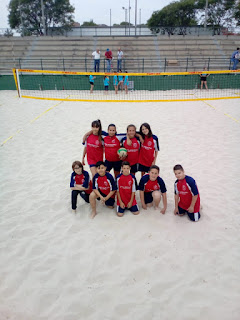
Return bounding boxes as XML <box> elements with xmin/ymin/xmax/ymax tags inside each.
<box><xmin>139</xmin><ymin>175</ymin><xmax>148</xmax><ymax>191</ymax></box>
<box><xmin>131</xmin><ymin>174</ymin><xmax>138</xmax><ymax>191</ymax></box>
<box><xmin>107</xmin><ymin>172</ymin><xmax>117</xmax><ymax>191</ymax></box>
<box><xmin>174</xmin><ymin>180</ymin><xmax>178</xmax><ymax>194</ymax></box>
<box><xmin>92</xmin><ymin>173</ymin><xmax>98</xmax><ymax>190</ymax></box>
<box><xmin>153</xmin><ymin>135</ymin><xmax>160</xmax><ymax>151</ymax></box>
<box><xmin>121</xmin><ymin>136</ymin><xmax>126</xmax><ymax>146</ymax></box>
<box><xmin>82</xmin><ymin>171</ymin><xmax>90</xmax><ymax>189</ymax></box>
<box><xmin>157</xmin><ymin>177</ymin><xmax>167</xmax><ymax>193</ymax></box>
<box><xmin>70</xmin><ymin>172</ymin><xmax>75</xmax><ymax>188</ymax></box>
<box><xmin>185</xmin><ymin>176</ymin><xmax>199</xmax><ymax>196</ymax></box>
<box><xmin>102</xmin><ymin>130</ymin><xmax>108</xmax><ymax>137</ymax></box>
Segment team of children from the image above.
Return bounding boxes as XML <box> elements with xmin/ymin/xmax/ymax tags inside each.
<box><xmin>89</xmin><ymin>70</ymin><xmax>129</xmax><ymax>94</ymax></box>
<box><xmin>70</xmin><ymin>120</ymin><xmax>201</xmax><ymax>222</ymax></box>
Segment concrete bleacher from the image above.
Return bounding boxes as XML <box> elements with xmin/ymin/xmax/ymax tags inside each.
<box><xmin>0</xmin><ymin>35</ymin><xmax>239</xmax><ymax>74</ymax></box>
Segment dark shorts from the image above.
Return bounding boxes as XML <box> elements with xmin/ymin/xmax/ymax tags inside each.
<box><xmin>130</xmin><ymin>163</ymin><xmax>138</xmax><ymax>174</ymax></box>
<box><xmin>178</xmin><ymin>206</ymin><xmax>201</xmax><ymax>222</ymax></box>
<box><xmin>138</xmin><ymin>163</ymin><xmax>150</xmax><ymax>173</ymax></box>
<box><xmin>105</xmin><ymin>160</ymin><xmax>122</xmax><ymax>172</ymax></box>
<box><xmin>105</xmin><ymin>86</ymin><xmax>109</xmax><ymax>91</ymax></box>
<box><xmin>144</xmin><ymin>192</ymin><xmax>154</xmax><ymax>204</ymax></box>
<box><xmin>90</xmin><ymin>81</ymin><xmax>94</xmax><ymax>85</ymax></box>
<box><xmin>117</xmin><ymin>204</ymin><xmax>139</xmax><ymax>214</ymax></box>
<box><xmin>200</xmin><ymin>77</ymin><xmax>206</xmax><ymax>81</ymax></box>
<box><xmin>97</xmin><ymin>190</ymin><xmax>115</xmax><ymax>207</ymax></box>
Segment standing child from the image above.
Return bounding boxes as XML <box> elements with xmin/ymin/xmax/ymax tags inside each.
<box><xmin>90</xmin><ymin>161</ymin><xmax>117</xmax><ymax>219</ymax></box>
<box><xmin>138</xmin><ymin>123</ymin><xmax>159</xmax><ymax>176</ymax></box>
<box><xmin>199</xmin><ymin>67</ymin><xmax>209</xmax><ymax>90</ymax></box>
<box><xmin>113</xmin><ymin>73</ymin><xmax>118</xmax><ymax>94</ymax></box>
<box><xmin>89</xmin><ymin>74</ymin><xmax>96</xmax><ymax>93</ymax></box>
<box><xmin>121</xmin><ymin>124</ymin><xmax>140</xmax><ymax>175</ymax></box>
<box><xmin>82</xmin><ymin>120</ymin><xmax>104</xmax><ymax>179</ymax></box>
<box><xmin>70</xmin><ymin>161</ymin><xmax>92</xmax><ymax>213</ymax></box>
<box><xmin>104</xmin><ymin>124</ymin><xmax>123</xmax><ymax>178</ymax></box>
<box><xmin>103</xmin><ymin>75</ymin><xmax>109</xmax><ymax>94</ymax></box>
<box><xmin>116</xmin><ymin>161</ymin><xmax>139</xmax><ymax>217</ymax></box>
<box><xmin>139</xmin><ymin>165</ymin><xmax>167</xmax><ymax>213</ymax></box>
<box><xmin>123</xmin><ymin>71</ymin><xmax>129</xmax><ymax>94</ymax></box>
<box><xmin>173</xmin><ymin>164</ymin><xmax>201</xmax><ymax>222</ymax></box>
<box><xmin>118</xmin><ymin>69</ymin><xmax>124</xmax><ymax>92</ymax></box>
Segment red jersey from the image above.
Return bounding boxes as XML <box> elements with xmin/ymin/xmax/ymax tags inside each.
<box><xmin>121</xmin><ymin>137</ymin><xmax>140</xmax><ymax>166</ymax></box>
<box><xmin>86</xmin><ymin>134</ymin><xmax>103</xmax><ymax>165</ymax></box>
<box><xmin>139</xmin><ymin>174</ymin><xmax>167</xmax><ymax>193</ymax></box>
<box><xmin>138</xmin><ymin>135</ymin><xmax>159</xmax><ymax>167</ymax></box>
<box><xmin>174</xmin><ymin>175</ymin><xmax>200</xmax><ymax>212</ymax></box>
<box><xmin>70</xmin><ymin>171</ymin><xmax>92</xmax><ymax>194</ymax></box>
<box><xmin>104</xmin><ymin>135</ymin><xmax>121</xmax><ymax>162</ymax></box>
<box><xmin>116</xmin><ymin>173</ymin><xmax>138</xmax><ymax>206</ymax></box>
<box><xmin>92</xmin><ymin>172</ymin><xmax>117</xmax><ymax>198</ymax></box>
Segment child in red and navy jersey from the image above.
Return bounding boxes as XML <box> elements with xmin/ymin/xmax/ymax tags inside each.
<box><xmin>116</xmin><ymin>161</ymin><xmax>139</xmax><ymax>217</ymax></box>
<box><xmin>139</xmin><ymin>165</ymin><xmax>167</xmax><ymax>213</ymax></box>
<box><xmin>104</xmin><ymin>124</ymin><xmax>123</xmax><ymax>178</ymax></box>
<box><xmin>121</xmin><ymin>124</ymin><xmax>140</xmax><ymax>175</ymax></box>
<box><xmin>82</xmin><ymin>120</ymin><xmax>105</xmax><ymax>179</ymax></box>
<box><xmin>70</xmin><ymin>161</ymin><xmax>92</xmax><ymax>213</ymax></box>
<box><xmin>90</xmin><ymin>161</ymin><xmax>117</xmax><ymax>219</ymax></box>
<box><xmin>138</xmin><ymin>123</ymin><xmax>159</xmax><ymax>176</ymax></box>
<box><xmin>173</xmin><ymin>164</ymin><xmax>201</xmax><ymax>222</ymax></box>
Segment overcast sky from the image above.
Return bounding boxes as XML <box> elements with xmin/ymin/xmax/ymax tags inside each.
<box><xmin>0</xmin><ymin>0</ymin><xmax>173</xmax><ymax>29</ymax></box>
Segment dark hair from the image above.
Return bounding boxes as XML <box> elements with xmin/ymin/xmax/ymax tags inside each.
<box><xmin>173</xmin><ymin>164</ymin><xmax>184</xmax><ymax>171</ymax></box>
<box><xmin>121</xmin><ymin>161</ymin><xmax>130</xmax><ymax>167</ymax></box>
<box><xmin>127</xmin><ymin>124</ymin><xmax>136</xmax><ymax>132</ymax></box>
<box><xmin>91</xmin><ymin>119</ymin><xmax>102</xmax><ymax>142</ymax></box>
<box><xmin>237</xmin><ymin>47</ymin><xmax>239</xmax><ymax>50</ymax></box>
<box><xmin>72</xmin><ymin>161</ymin><xmax>83</xmax><ymax>171</ymax></box>
<box><xmin>149</xmin><ymin>165</ymin><xmax>159</xmax><ymax>173</ymax></box>
<box><xmin>96</xmin><ymin>161</ymin><xmax>106</xmax><ymax>168</ymax></box>
<box><xmin>108</xmin><ymin>123</ymin><xmax>116</xmax><ymax>130</ymax></box>
<box><xmin>140</xmin><ymin>123</ymin><xmax>153</xmax><ymax>139</ymax></box>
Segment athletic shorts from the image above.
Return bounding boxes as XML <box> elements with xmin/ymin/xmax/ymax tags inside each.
<box><xmin>105</xmin><ymin>160</ymin><xmax>122</xmax><ymax>172</ymax></box>
<box><xmin>130</xmin><ymin>163</ymin><xmax>138</xmax><ymax>174</ymax></box>
<box><xmin>178</xmin><ymin>206</ymin><xmax>201</xmax><ymax>222</ymax></box>
<box><xmin>138</xmin><ymin>163</ymin><xmax>150</xmax><ymax>173</ymax></box>
<box><xmin>89</xmin><ymin>81</ymin><xmax>94</xmax><ymax>85</ymax></box>
<box><xmin>200</xmin><ymin>77</ymin><xmax>206</xmax><ymax>81</ymax></box>
<box><xmin>144</xmin><ymin>191</ymin><xmax>157</xmax><ymax>204</ymax></box>
<box><xmin>105</xmin><ymin>86</ymin><xmax>109</xmax><ymax>91</ymax></box>
<box><xmin>117</xmin><ymin>204</ymin><xmax>139</xmax><ymax>214</ymax></box>
<box><xmin>97</xmin><ymin>190</ymin><xmax>115</xmax><ymax>207</ymax></box>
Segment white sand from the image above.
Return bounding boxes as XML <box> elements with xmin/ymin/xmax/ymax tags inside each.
<box><xmin>0</xmin><ymin>91</ymin><xmax>240</xmax><ymax>320</ymax></box>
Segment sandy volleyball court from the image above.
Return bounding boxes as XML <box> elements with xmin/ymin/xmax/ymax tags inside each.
<box><xmin>0</xmin><ymin>91</ymin><xmax>240</xmax><ymax>320</ymax></box>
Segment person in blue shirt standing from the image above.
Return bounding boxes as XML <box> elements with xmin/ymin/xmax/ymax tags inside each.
<box><xmin>103</xmin><ymin>75</ymin><xmax>109</xmax><ymax>94</ymax></box>
<box><xmin>231</xmin><ymin>47</ymin><xmax>240</xmax><ymax>70</ymax></box>
<box><xmin>123</xmin><ymin>71</ymin><xmax>129</xmax><ymax>94</ymax></box>
<box><xmin>89</xmin><ymin>74</ymin><xmax>96</xmax><ymax>93</ymax></box>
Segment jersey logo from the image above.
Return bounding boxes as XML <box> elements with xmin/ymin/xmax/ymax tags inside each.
<box><xmin>112</xmin><ymin>139</ymin><xmax>115</xmax><ymax>143</ymax></box>
<box><xmin>95</xmin><ymin>140</ymin><xmax>100</xmax><ymax>145</ymax></box>
<box><xmin>104</xmin><ymin>181</ymin><xmax>108</xmax><ymax>186</ymax></box>
<box><xmin>133</xmin><ymin>143</ymin><xmax>137</xmax><ymax>148</ymax></box>
<box><xmin>154</xmin><ymin>185</ymin><xmax>158</xmax><ymax>190</ymax></box>
<box><xmin>148</xmin><ymin>141</ymin><xmax>152</xmax><ymax>146</ymax></box>
<box><xmin>182</xmin><ymin>185</ymin><xmax>186</xmax><ymax>191</ymax></box>
<box><xmin>128</xmin><ymin>181</ymin><xmax>132</xmax><ymax>186</ymax></box>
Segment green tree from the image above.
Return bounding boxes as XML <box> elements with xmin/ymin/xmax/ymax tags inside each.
<box><xmin>82</xmin><ymin>20</ymin><xmax>97</xmax><ymax>27</ymax></box>
<box><xmin>8</xmin><ymin>0</ymin><xmax>75</xmax><ymax>36</ymax></box>
<box><xmin>234</xmin><ymin>0</ymin><xmax>240</xmax><ymax>25</ymax></box>
<box><xmin>147</xmin><ymin>0</ymin><xmax>197</xmax><ymax>34</ymax></box>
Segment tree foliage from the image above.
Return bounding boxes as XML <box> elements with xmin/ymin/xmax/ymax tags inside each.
<box><xmin>8</xmin><ymin>0</ymin><xmax>75</xmax><ymax>35</ymax></box>
<box><xmin>147</xmin><ymin>0</ymin><xmax>240</xmax><ymax>33</ymax></box>
<box><xmin>81</xmin><ymin>20</ymin><xmax>97</xmax><ymax>27</ymax></box>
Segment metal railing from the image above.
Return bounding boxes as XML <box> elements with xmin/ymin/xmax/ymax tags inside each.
<box><xmin>0</xmin><ymin>57</ymin><xmax>234</xmax><ymax>75</ymax></box>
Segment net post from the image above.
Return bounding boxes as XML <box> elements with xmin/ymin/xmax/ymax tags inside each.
<box><xmin>142</xmin><ymin>58</ymin><xmax>144</xmax><ymax>73</ymax></box>
<box><xmin>41</xmin><ymin>59</ymin><xmax>43</xmax><ymax>70</ymax></box>
<box><xmin>63</xmin><ymin>59</ymin><xmax>65</xmax><ymax>71</ymax></box>
<box><xmin>12</xmin><ymin>68</ymin><xmax>20</xmax><ymax>98</ymax></box>
<box><xmin>207</xmin><ymin>58</ymin><xmax>210</xmax><ymax>70</ymax></box>
<box><xmin>164</xmin><ymin>58</ymin><xmax>166</xmax><ymax>72</ymax></box>
<box><xmin>186</xmin><ymin>58</ymin><xmax>189</xmax><ymax>72</ymax></box>
<box><xmin>15</xmin><ymin>69</ymin><xmax>22</xmax><ymax>98</ymax></box>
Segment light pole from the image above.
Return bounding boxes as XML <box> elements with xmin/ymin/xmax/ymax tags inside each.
<box><xmin>129</xmin><ymin>0</ymin><xmax>131</xmax><ymax>36</ymax></box>
<box><xmin>139</xmin><ymin>8</ymin><xmax>141</xmax><ymax>35</ymax></box>
<box><xmin>135</xmin><ymin>0</ymin><xmax>137</xmax><ymax>36</ymax></box>
<box><xmin>204</xmin><ymin>0</ymin><xmax>208</xmax><ymax>30</ymax></box>
<box><xmin>122</xmin><ymin>7</ymin><xmax>127</xmax><ymax>36</ymax></box>
<box><xmin>40</xmin><ymin>0</ymin><xmax>46</xmax><ymax>35</ymax></box>
<box><xmin>110</xmin><ymin>8</ymin><xmax>111</xmax><ymax>36</ymax></box>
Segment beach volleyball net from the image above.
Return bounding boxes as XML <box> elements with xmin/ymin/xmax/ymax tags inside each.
<box><xmin>13</xmin><ymin>69</ymin><xmax>240</xmax><ymax>102</ymax></box>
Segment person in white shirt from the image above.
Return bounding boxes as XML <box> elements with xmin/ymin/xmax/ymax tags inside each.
<box><xmin>92</xmin><ymin>49</ymin><xmax>101</xmax><ymax>72</ymax></box>
<box><xmin>117</xmin><ymin>48</ymin><xmax>124</xmax><ymax>72</ymax></box>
